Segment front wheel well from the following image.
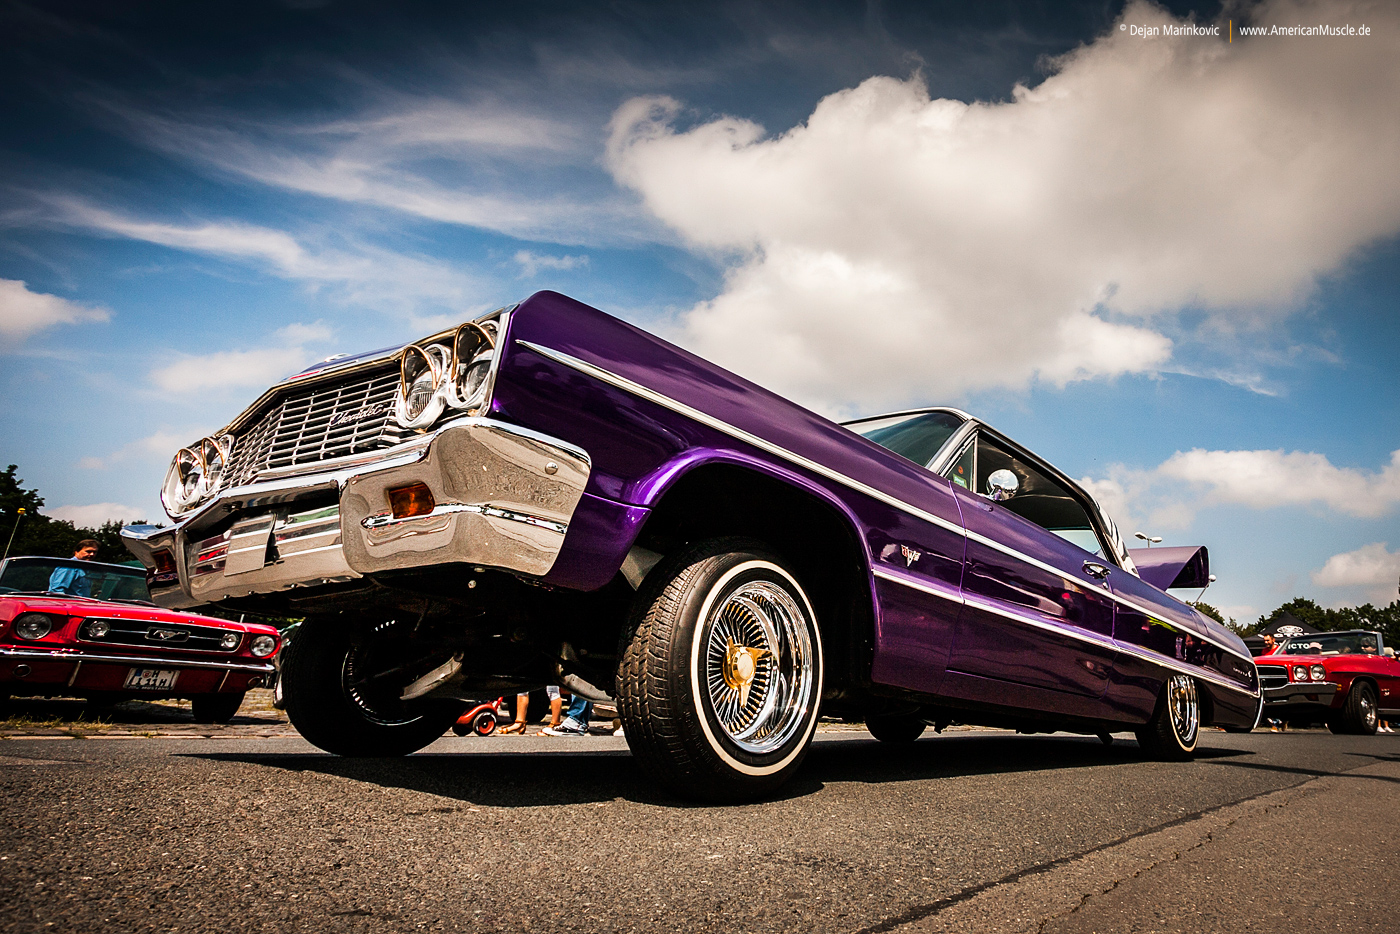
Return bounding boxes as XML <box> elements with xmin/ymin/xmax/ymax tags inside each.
<box><xmin>633</xmin><ymin>463</ymin><xmax>875</xmax><ymax>694</ymax></box>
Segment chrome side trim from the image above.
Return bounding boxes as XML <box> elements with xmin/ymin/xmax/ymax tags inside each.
<box><xmin>521</xmin><ymin>340</ymin><xmax>1255</xmax><ymax>669</ymax></box>
<box><xmin>872</xmin><ymin>566</ymin><xmax>963</xmax><ymax>605</ymax></box>
<box><xmin>873</xmin><ymin>567</ymin><xmax>1258</xmax><ymax>698</ymax></box>
<box><xmin>0</xmin><ymin>646</ymin><xmax>275</xmax><ymax>673</ymax></box>
<box><xmin>361</xmin><ymin>503</ymin><xmax>568</xmax><ymax>535</ymax></box>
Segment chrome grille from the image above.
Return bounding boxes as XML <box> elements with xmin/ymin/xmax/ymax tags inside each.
<box><xmin>222</xmin><ymin>365</ymin><xmax>409</xmax><ymax>487</ymax></box>
<box><xmin>82</xmin><ymin>617</ymin><xmax>241</xmax><ymax>653</ymax></box>
<box><xmin>1257</xmin><ymin>664</ymin><xmax>1289</xmax><ymax>690</ymax></box>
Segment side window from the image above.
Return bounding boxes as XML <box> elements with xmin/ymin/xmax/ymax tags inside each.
<box><xmin>973</xmin><ymin>434</ymin><xmax>1108</xmax><ymax>558</ymax></box>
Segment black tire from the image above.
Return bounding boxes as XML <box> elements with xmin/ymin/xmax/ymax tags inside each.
<box><xmin>1135</xmin><ymin>674</ymin><xmax>1200</xmax><ymax>761</ymax></box>
<box><xmin>281</xmin><ymin>618</ymin><xmax>461</xmax><ymax>756</ymax></box>
<box><xmin>191</xmin><ymin>692</ymin><xmax>245</xmax><ymax>724</ymax></box>
<box><xmin>1339</xmin><ymin>682</ymin><xmax>1379</xmax><ymax>735</ymax></box>
<box><xmin>617</xmin><ymin>539</ymin><xmax>824</xmax><ymax>802</ymax></box>
<box><xmin>1326</xmin><ymin>714</ymin><xmax>1346</xmax><ymax>734</ymax></box>
<box><xmin>866</xmin><ymin>714</ymin><xmax>926</xmax><ymax>744</ymax></box>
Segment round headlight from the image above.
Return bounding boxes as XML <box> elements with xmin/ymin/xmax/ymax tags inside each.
<box><xmin>200</xmin><ymin>436</ymin><xmax>232</xmax><ymax>496</ymax></box>
<box><xmin>396</xmin><ymin>344</ymin><xmax>447</xmax><ymax>428</ymax></box>
<box><xmin>220</xmin><ymin>632</ymin><xmax>241</xmax><ymax>650</ymax></box>
<box><xmin>161</xmin><ymin>446</ymin><xmax>204</xmax><ymax>516</ymax></box>
<box><xmin>1310</xmin><ymin>664</ymin><xmax>1326</xmax><ymax>681</ymax></box>
<box><xmin>85</xmin><ymin>619</ymin><xmax>111</xmax><ymax>639</ymax></box>
<box><xmin>1292</xmin><ymin>666</ymin><xmax>1309</xmax><ymax>681</ymax></box>
<box><xmin>13</xmin><ymin>613</ymin><xmax>56</xmax><ymax>640</ymax></box>
<box><xmin>448</xmin><ymin>322</ymin><xmax>496</xmax><ymax>410</ymax></box>
<box><xmin>250</xmin><ymin>634</ymin><xmax>277</xmax><ymax>657</ymax></box>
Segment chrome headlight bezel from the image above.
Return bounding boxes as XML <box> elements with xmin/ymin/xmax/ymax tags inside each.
<box><xmin>1292</xmin><ymin>665</ymin><xmax>1309</xmax><ymax>682</ymax></box>
<box><xmin>250</xmin><ymin>634</ymin><xmax>278</xmax><ymax>658</ymax></box>
<box><xmin>395</xmin><ymin>342</ymin><xmax>449</xmax><ymax>429</ymax></box>
<box><xmin>393</xmin><ymin>309</ymin><xmax>508</xmax><ymax>431</ymax></box>
<box><xmin>13</xmin><ymin>612</ymin><xmax>58</xmax><ymax>640</ymax></box>
<box><xmin>161</xmin><ymin>434</ymin><xmax>234</xmax><ymax>519</ymax></box>
<box><xmin>1310</xmin><ymin>664</ymin><xmax>1327</xmax><ymax>681</ymax></box>
<box><xmin>446</xmin><ymin>321</ymin><xmax>497</xmax><ymax>412</ymax></box>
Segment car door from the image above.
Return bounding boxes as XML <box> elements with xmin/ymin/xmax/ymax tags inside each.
<box><xmin>942</xmin><ymin>430</ymin><xmax>1119</xmax><ymax>701</ymax></box>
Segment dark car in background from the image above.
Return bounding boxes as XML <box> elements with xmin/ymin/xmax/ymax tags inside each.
<box><xmin>0</xmin><ymin>555</ymin><xmax>280</xmax><ymax>722</ymax></box>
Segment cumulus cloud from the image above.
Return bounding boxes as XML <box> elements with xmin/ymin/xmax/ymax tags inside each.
<box><xmin>1083</xmin><ymin>447</ymin><xmax>1400</xmax><ymax>533</ymax></box>
<box><xmin>149</xmin><ymin>321</ymin><xmax>334</xmax><ymax>393</ymax></box>
<box><xmin>0</xmin><ymin>278</ymin><xmax>109</xmax><ymax>340</ymax></box>
<box><xmin>513</xmin><ymin>250</ymin><xmax>589</xmax><ymax>278</ymax></box>
<box><xmin>47</xmin><ymin>503</ymin><xmax>147</xmax><ymax>527</ymax></box>
<box><xmin>1312</xmin><ymin>542</ymin><xmax>1400</xmax><ymax>606</ymax></box>
<box><xmin>607</xmin><ymin>0</ymin><xmax>1400</xmax><ymax>411</ymax></box>
<box><xmin>79</xmin><ymin>429</ymin><xmax>205</xmax><ymax>471</ymax></box>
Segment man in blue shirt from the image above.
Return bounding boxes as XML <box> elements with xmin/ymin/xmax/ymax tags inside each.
<box><xmin>47</xmin><ymin>540</ymin><xmax>99</xmax><ymax>596</ymax></box>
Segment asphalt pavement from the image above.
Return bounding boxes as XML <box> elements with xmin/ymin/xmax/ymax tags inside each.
<box><xmin>1</xmin><ymin>697</ymin><xmax>1396</xmax><ymax>934</ymax></box>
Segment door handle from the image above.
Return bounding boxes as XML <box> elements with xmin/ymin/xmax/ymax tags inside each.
<box><xmin>1082</xmin><ymin>561</ymin><xmax>1111</xmax><ymax>580</ymax></box>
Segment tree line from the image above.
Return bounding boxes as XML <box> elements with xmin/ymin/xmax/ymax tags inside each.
<box><xmin>1</xmin><ymin>464</ymin><xmax>148</xmax><ymax>564</ymax></box>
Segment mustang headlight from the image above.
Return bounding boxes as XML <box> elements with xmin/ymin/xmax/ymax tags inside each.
<box><xmin>1310</xmin><ymin>664</ymin><xmax>1326</xmax><ymax>681</ymax></box>
<box><xmin>250</xmin><ymin>634</ymin><xmax>278</xmax><ymax>657</ymax></box>
<box><xmin>13</xmin><ymin>613</ymin><xmax>58</xmax><ymax>640</ymax></box>
<box><xmin>396</xmin><ymin>343</ymin><xmax>448</xmax><ymax>429</ymax></box>
<box><xmin>447</xmin><ymin>322</ymin><xmax>496</xmax><ymax>412</ymax></box>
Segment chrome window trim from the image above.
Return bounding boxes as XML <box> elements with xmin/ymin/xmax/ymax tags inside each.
<box><xmin>519</xmin><ymin>339</ymin><xmax>1255</xmax><ymax>669</ymax></box>
<box><xmin>873</xmin><ymin>566</ymin><xmax>1258</xmax><ymax>698</ymax></box>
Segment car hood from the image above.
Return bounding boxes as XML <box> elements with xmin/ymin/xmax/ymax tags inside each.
<box><xmin>0</xmin><ymin>594</ymin><xmax>275</xmax><ymax>633</ymax></box>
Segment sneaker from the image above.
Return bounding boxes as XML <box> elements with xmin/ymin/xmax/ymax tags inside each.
<box><xmin>613</xmin><ymin>726</ymin><xmax>625</xmax><ymax>736</ymax></box>
<box><xmin>542</xmin><ymin>718</ymin><xmax>589</xmax><ymax>736</ymax></box>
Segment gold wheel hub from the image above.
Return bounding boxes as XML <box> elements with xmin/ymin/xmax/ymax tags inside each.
<box><xmin>722</xmin><ymin>640</ymin><xmax>769</xmax><ymax>708</ymax></box>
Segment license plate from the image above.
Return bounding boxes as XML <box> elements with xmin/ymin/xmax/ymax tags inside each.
<box><xmin>124</xmin><ymin>668</ymin><xmax>179</xmax><ymax>690</ymax></box>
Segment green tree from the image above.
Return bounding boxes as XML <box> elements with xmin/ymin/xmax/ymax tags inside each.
<box><xmin>1</xmin><ymin>463</ymin><xmax>150</xmax><ymax>563</ymax></box>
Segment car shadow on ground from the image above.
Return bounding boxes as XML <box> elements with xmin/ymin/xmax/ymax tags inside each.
<box><xmin>0</xmin><ymin>693</ymin><xmax>284</xmax><ymax>728</ymax></box>
<box><xmin>187</xmin><ymin>732</ymin><xmax>1253</xmax><ymax>808</ymax></box>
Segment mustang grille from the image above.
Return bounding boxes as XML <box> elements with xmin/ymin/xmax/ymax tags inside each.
<box><xmin>82</xmin><ymin>618</ymin><xmax>241</xmax><ymax>653</ymax></box>
<box><xmin>223</xmin><ymin>364</ymin><xmax>410</xmax><ymax>487</ymax></box>
<box><xmin>1256</xmin><ymin>664</ymin><xmax>1289</xmax><ymax>690</ymax></box>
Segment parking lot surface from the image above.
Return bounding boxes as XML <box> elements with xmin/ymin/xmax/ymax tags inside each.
<box><xmin>1</xmin><ymin>694</ymin><xmax>1396</xmax><ymax>933</ymax></box>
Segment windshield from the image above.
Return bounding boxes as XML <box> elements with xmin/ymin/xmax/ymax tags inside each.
<box><xmin>847</xmin><ymin>411</ymin><xmax>964</xmax><ymax>468</ymax></box>
<box><xmin>1281</xmin><ymin>632</ymin><xmax>1380</xmax><ymax>656</ymax></box>
<box><xmin>0</xmin><ymin>557</ymin><xmax>151</xmax><ymax>602</ymax></box>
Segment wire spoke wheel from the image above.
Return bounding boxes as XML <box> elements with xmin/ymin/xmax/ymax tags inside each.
<box><xmin>1166</xmin><ymin>674</ymin><xmax>1199</xmax><ymax>748</ymax></box>
<box><xmin>702</xmin><ymin>581</ymin><xmax>815</xmax><ymax>754</ymax></box>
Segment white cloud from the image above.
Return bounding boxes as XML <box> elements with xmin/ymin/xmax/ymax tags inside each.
<box><xmin>1159</xmin><ymin>448</ymin><xmax>1400</xmax><ymax>519</ymax></box>
<box><xmin>0</xmin><ymin>278</ymin><xmax>109</xmax><ymax>340</ymax></box>
<box><xmin>1083</xmin><ymin>447</ymin><xmax>1400</xmax><ymax>538</ymax></box>
<box><xmin>80</xmin><ymin>429</ymin><xmax>210</xmax><ymax>470</ymax></box>
<box><xmin>606</xmin><ymin>0</ymin><xmax>1400</xmax><ymax>411</ymax></box>
<box><xmin>48</xmin><ymin>198</ymin><xmax>487</xmax><ymax>316</ymax></box>
<box><xmin>513</xmin><ymin>250</ymin><xmax>590</xmax><ymax>278</ymax></box>
<box><xmin>1312</xmin><ymin>543</ymin><xmax>1400</xmax><ymax>606</ymax></box>
<box><xmin>149</xmin><ymin>320</ymin><xmax>335</xmax><ymax>393</ymax></box>
<box><xmin>47</xmin><ymin>502</ymin><xmax>147</xmax><ymax>527</ymax></box>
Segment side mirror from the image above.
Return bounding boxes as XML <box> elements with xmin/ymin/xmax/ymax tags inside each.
<box><xmin>986</xmin><ymin>468</ymin><xmax>1020</xmax><ymax>502</ymax></box>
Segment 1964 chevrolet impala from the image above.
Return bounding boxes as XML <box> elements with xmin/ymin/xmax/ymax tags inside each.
<box><xmin>124</xmin><ymin>291</ymin><xmax>1260</xmax><ymax>800</ymax></box>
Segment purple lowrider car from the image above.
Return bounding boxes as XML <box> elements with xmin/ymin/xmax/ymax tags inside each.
<box><xmin>123</xmin><ymin>291</ymin><xmax>1260</xmax><ymax>800</ymax></box>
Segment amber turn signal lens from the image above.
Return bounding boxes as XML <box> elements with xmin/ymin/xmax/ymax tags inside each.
<box><xmin>387</xmin><ymin>482</ymin><xmax>435</xmax><ymax>519</ymax></box>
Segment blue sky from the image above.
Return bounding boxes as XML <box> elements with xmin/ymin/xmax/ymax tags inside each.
<box><xmin>2</xmin><ymin>0</ymin><xmax>1398</xmax><ymax>624</ymax></box>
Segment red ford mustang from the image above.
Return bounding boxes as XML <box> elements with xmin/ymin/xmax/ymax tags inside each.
<box><xmin>1256</xmin><ymin>629</ymin><xmax>1400</xmax><ymax>734</ymax></box>
<box><xmin>0</xmin><ymin>555</ymin><xmax>280</xmax><ymax>722</ymax></box>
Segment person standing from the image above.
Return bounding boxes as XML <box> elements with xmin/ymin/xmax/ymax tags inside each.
<box><xmin>47</xmin><ymin>540</ymin><xmax>99</xmax><ymax>596</ymax></box>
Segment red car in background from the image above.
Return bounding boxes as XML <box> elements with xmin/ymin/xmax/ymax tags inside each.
<box><xmin>0</xmin><ymin>555</ymin><xmax>280</xmax><ymax>722</ymax></box>
<box><xmin>1256</xmin><ymin>629</ymin><xmax>1400</xmax><ymax>734</ymax></box>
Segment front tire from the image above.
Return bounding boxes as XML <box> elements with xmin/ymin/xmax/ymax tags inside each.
<box><xmin>617</xmin><ymin>539</ymin><xmax>824</xmax><ymax>802</ymax></box>
<box><xmin>281</xmin><ymin>618</ymin><xmax>460</xmax><ymax>756</ymax></box>
<box><xmin>1339</xmin><ymin>682</ymin><xmax>1379</xmax><ymax>735</ymax></box>
<box><xmin>1135</xmin><ymin>674</ymin><xmax>1200</xmax><ymax>761</ymax></box>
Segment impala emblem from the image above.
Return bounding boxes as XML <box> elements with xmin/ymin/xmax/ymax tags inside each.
<box><xmin>900</xmin><ymin>545</ymin><xmax>922</xmax><ymax>568</ymax></box>
<box><xmin>147</xmin><ymin>627</ymin><xmax>189</xmax><ymax>643</ymax></box>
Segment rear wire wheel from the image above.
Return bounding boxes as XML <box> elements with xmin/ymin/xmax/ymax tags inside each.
<box><xmin>1135</xmin><ymin>673</ymin><xmax>1200</xmax><ymax>761</ymax></box>
<box><xmin>617</xmin><ymin>539</ymin><xmax>824</xmax><ymax>802</ymax></box>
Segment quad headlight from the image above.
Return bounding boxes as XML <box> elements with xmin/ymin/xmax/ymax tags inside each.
<box><xmin>394</xmin><ymin>317</ymin><xmax>499</xmax><ymax>431</ymax></box>
<box><xmin>161</xmin><ymin>434</ymin><xmax>234</xmax><ymax>518</ymax></box>
<box><xmin>1310</xmin><ymin>664</ymin><xmax>1327</xmax><ymax>681</ymax></box>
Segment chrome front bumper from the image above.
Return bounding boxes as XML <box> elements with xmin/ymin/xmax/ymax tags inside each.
<box><xmin>122</xmin><ymin>417</ymin><xmax>591</xmax><ymax>609</ymax></box>
<box><xmin>0</xmin><ymin>645</ymin><xmax>276</xmax><ymax>674</ymax></box>
<box><xmin>1262</xmin><ymin>681</ymin><xmax>1340</xmax><ymax>707</ymax></box>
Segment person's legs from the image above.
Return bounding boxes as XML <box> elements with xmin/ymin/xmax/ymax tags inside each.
<box><xmin>500</xmin><ymin>693</ymin><xmax>530</xmax><ymax>734</ymax></box>
<box><xmin>564</xmin><ymin>693</ymin><xmax>591</xmax><ymax>728</ymax></box>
